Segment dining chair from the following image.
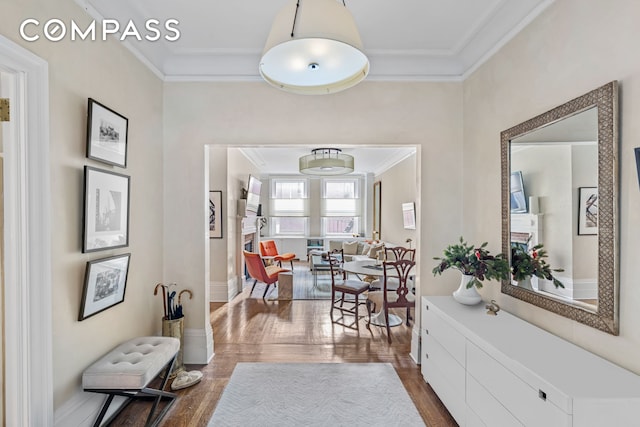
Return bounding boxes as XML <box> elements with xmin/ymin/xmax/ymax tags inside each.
<box><xmin>259</xmin><ymin>240</ymin><xmax>296</xmax><ymax>270</ymax></box>
<box><xmin>366</xmin><ymin>258</ymin><xmax>416</xmax><ymax>343</ymax></box>
<box><xmin>243</xmin><ymin>250</ymin><xmax>289</xmax><ymax>299</ymax></box>
<box><xmin>328</xmin><ymin>249</ymin><xmax>370</xmax><ymax>331</ymax></box>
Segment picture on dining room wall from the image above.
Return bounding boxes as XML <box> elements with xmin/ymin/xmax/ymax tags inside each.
<box><xmin>578</xmin><ymin>187</ymin><xmax>598</xmax><ymax>235</ymax></box>
<box><xmin>83</xmin><ymin>166</ymin><xmax>130</xmax><ymax>252</ymax></box>
<box><xmin>79</xmin><ymin>253</ymin><xmax>131</xmax><ymax>321</ymax></box>
<box><xmin>209</xmin><ymin>190</ymin><xmax>223</xmax><ymax>238</ymax></box>
<box><xmin>86</xmin><ymin>98</ymin><xmax>129</xmax><ymax>167</ymax></box>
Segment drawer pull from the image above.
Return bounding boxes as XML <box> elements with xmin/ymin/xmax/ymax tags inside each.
<box><xmin>538</xmin><ymin>390</ymin><xmax>547</xmax><ymax>401</ymax></box>
<box><xmin>425</xmin><ymin>329</ymin><xmax>429</xmax><ymax>335</ymax></box>
<box><xmin>425</xmin><ymin>353</ymin><xmax>429</xmax><ymax>359</ymax></box>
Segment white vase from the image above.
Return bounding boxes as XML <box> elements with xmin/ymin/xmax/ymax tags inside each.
<box><xmin>453</xmin><ymin>274</ymin><xmax>482</xmax><ymax>305</ymax></box>
<box><xmin>517</xmin><ymin>276</ymin><xmax>533</xmax><ymax>290</ymax></box>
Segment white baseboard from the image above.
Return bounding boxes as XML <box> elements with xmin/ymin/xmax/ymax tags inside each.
<box><xmin>183</xmin><ymin>327</ymin><xmax>214</xmax><ymax>364</ymax></box>
<box><xmin>410</xmin><ymin>327</ymin><xmax>421</xmax><ymax>365</ymax></box>
<box><xmin>210</xmin><ymin>280</ymin><xmax>229</xmax><ymax>302</ymax></box>
<box><xmin>538</xmin><ymin>276</ymin><xmax>597</xmax><ymax>300</ymax></box>
<box><xmin>55</xmin><ymin>390</ymin><xmax>127</xmax><ymax>427</ymax></box>
<box><xmin>210</xmin><ymin>277</ymin><xmax>239</xmax><ymax>302</ymax></box>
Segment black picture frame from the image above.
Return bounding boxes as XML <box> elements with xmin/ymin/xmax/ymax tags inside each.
<box><xmin>86</xmin><ymin>98</ymin><xmax>128</xmax><ymax>168</ymax></box>
<box><xmin>635</xmin><ymin>147</ymin><xmax>640</xmax><ymax>190</ymax></box>
<box><xmin>79</xmin><ymin>253</ymin><xmax>131</xmax><ymax>321</ymax></box>
<box><xmin>578</xmin><ymin>187</ymin><xmax>598</xmax><ymax>235</ymax></box>
<box><xmin>83</xmin><ymin>166</ymin><xmax>130</xmax><ymax>252</ymax></box>
<box><xmin>209</xmin><ymin>190</ymin><xmax>223</xmax><ymax>239</ymax></box>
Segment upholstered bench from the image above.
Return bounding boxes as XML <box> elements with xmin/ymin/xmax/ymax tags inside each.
<box><xmin>83</xmin><ymin>336</ymin><xmax>180</xmax><ymax>427</ymax></box>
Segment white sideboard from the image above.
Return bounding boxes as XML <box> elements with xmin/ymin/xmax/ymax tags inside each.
<box><xmin>421</xmin><ymin>296</ymin><xmax>640</xmax><ymax>426</ymax></box>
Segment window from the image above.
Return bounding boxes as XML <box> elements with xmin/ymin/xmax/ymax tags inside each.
<box><xmin>322</xmin><ymin>178</ymin><xmax>361</xmax><ymax>236</ymax></box>
<box><xmin>269</xmin><ymin>178</ymin><xmax>309</xmax><ymax>236</ymax></box>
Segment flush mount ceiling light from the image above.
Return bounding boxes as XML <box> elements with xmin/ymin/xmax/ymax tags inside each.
<box><xmin>299</xmin><ymin>148</ymin><xmax>354</xmax><ymax>175</ymax></box>
<box><xmin>259</xmin><ymin>0</ymin><xmax>369</xmax><ymax>95</ymax></box>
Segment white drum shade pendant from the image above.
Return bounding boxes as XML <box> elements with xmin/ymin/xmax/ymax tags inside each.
<box><xmin>299</xmin><ymin>148</ymin><xmax>354</xmax><ymax>175</ymax></box>
<box><xmin>260</xmin><ymin>0</ymin><xmax>369</xmax><ymax>95</ymax></box>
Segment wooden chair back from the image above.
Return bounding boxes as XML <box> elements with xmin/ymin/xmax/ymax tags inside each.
<box><xmin>385</xmin><ymin>246</ymin><xmax>416</xmax><ymax>262</ymax></box>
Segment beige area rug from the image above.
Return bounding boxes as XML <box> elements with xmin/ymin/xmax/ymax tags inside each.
<box><xmin>208</xmin><ymin>363</ymin><xmax>425</xmax><ymax>426</ymax></box>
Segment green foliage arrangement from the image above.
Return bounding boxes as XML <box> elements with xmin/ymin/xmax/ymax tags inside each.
<box><xmin>511</xmin><ymin>243</ymin><xmax>565</xmax><ymax>288</ymax></box>
<box><xmin>432</xmin><ymin>237</ymin><xmax>510</xmax><ymax>289</ymax></box>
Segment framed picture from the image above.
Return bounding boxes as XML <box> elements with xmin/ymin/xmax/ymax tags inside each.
<box><xmin>79</xmin><ymin>253</ymin><xmax>131</xmax><ymax>321</ymax></box>
<box><xmin>578</xmin><ymin>187</ymin><xmax>598</xmax><ymax>235</ymax></box>
<box><xmin>86</xmin><ymin>98</ymin><xmax>128</xmax><ymax>167</ymax></box>
<box><xmin>402</xmin><ymin>202</ymin><xmax>416</xmax><ymax>230</ymax></box>
<box><xmin>373</xmin><ymin>181</ymin><xmax>381</xmax><ymax>239</ymax></box>
<box><xmin>209</xmin><ymin>190</ymin><xmax>223</xmax><ymax>238</ymax></box>
<box><xmin>83</xmin><ymin>166</ymin><xmax>130</xmax><ymax>252</ymax></box>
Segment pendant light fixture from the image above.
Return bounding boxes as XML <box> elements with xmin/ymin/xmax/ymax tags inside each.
<box><xmin>259</xmin><ymin>0</ymin><xmax>369</xmax><ymax>95</ymax></box>
<box><xmin>299</xmin><ymin>148</ymin><xmax>354</xmax><ymax>175</ymax></box>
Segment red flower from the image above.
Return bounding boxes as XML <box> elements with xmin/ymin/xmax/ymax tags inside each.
<box><xmin>532</xmin><ymin>249</ymin><xmax>538</xmax><ymax>259</ymax></box>
<box><xmin>475</xmin><ymin>250</ymin><xmax>481</xmax><ymax>260</ymax></box>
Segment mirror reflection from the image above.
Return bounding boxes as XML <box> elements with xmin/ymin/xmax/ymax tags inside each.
<box><xmin>509</xmin><ymin>107</ymin><xmax>599</xmax><ymax>310</ymax></box>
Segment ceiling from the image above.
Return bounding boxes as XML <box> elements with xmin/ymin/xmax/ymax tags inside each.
<box><xmin>78</xmin><ymin>0</ymin><xmax>553</xmax><ymax>81</ymax></box>
<box><xmin>77</xmin><ymin>0</ymin><xmax>552</xmax><ymax>175</ymax></box>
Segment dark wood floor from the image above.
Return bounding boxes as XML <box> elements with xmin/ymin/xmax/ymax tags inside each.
<box><xmin>111</xmin><ymin>287</ymin><xmax>457</xmax><ymax>426</ymax></box>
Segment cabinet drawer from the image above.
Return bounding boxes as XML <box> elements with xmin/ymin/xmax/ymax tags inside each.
<box><xmin>467</xmin><ymin>372</ymin><xmax>523</xmax><ymax>427</ymax></box>
<box><xmin>422</xmin><ymin>335</ymin><xmax>465</xmax><ymax>395</ymax></box>
<box><xmin>467</xmin><ymin>342</ymin><xmax>570</xmax><ymax>427</ymax></box>
<box><xmin>422</xmin><ymin>352</ymin><xmax>466</xmax><ymax>426</ymax></box>
<box><xmin>422</xmin><ymin>300</ymin><xmax>465</xmax><ymax>366</ymax></box>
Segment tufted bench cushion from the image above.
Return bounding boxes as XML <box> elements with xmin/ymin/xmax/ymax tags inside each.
<box><xmin>83</xmin><ymin>336</ymin><xmax>180</xmax><ymax>390</ymax></box>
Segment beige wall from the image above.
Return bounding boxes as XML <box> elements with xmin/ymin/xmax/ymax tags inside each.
<box><xmin>377</xmin><ymin>153</ymin><xmax>418</xmax><ymax>247</ymax></box>
<box><xmin>163</xmin><ymin>81</ymin><xmax>464</xmax><ymax>341</ymax></box>
<box><xmin>463</xmin><ymin>0</ymin><xmax>640</xmax><ymax>372</ymax></box>
<box><xmin>1</xmin><ymin>0</ymin><xmax>164</xmax><ymax>408</ymax></box>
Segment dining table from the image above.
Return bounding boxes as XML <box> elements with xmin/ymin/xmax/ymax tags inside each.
<box><xmin>341</xmin><ymin>260</ymin><xmax>403</xmax><ymax>327</ymax></box>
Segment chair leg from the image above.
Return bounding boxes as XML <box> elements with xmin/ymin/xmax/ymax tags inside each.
<box><xmin>406</xmin><ymin>307</ymin><xmax>412</xmax><ymax>326</ymax></box>
<box><xmin>263</xmin><ymin>283</ymin><xmax>271</xmax><ymax>299</ymax></box>
<box><xmin>353</xmin><ymin>294</ymin><xmax>360</xmax><ymax>331</ymax></box>
<box><xmin>250</xmin><ymin>279</ymin><xmax>258</xmax><ymax>295</ymax></box>
<box><xmin>384</xmin><ymin>305</ymin><xmax>392</xmax><ymax>344</ymax></box>
<box><xmin>289</xmin><ymin>260</ymin><xmax>294</xmax><ymax>271</ymax></box>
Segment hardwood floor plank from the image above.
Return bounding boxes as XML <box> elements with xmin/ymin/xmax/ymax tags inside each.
<box><xmin>108</xmin><ymin>288</ymin><xmax>457</xmax><ymax>426</ymax></box>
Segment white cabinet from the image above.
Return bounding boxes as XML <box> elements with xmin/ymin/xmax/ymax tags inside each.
<box><xmin>421</xmin><ymin>296</ymin><xmax>640</xmax><ymax>427</ymax></box>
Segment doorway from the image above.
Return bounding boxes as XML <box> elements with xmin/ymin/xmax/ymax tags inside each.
<box><xmin>0</xmin><ymin>36</ymin><xmax>52</xmax><ymax>426</ymax></box>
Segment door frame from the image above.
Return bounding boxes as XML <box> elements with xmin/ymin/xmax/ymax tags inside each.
<box><xmin>0</xmin><ymin>35</ymin><xmax>52</xmax><ymax>426</ymax></box>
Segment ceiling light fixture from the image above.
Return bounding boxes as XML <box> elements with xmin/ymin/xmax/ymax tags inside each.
<box><xmin>259</xmin><ymin>0</ymin><xmax>369</xmax><ymax>95</ymax></box>
<box><xmin>299</xmin><ymin>148</ymin><xmax>354</xmax><ymax>175</ymax></box>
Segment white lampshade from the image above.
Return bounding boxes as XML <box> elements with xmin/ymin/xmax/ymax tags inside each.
<box><xmin>260</xmin><ymin>0</ymin><xmax>369</xmax><ymax>95</ymax></box>
<box><xmin>299</xmin><ymin>148</ymin><xmax>354</xmax><ymax>175</ymax></box>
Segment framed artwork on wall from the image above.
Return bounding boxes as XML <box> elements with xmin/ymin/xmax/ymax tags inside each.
<box><xmin>83</xmin><ymin>166</ymin><xmax>130</xmax><ymax>252</ymax></box>
<box><xmin>402</xmin><ymin>202</ymin><xmax>416</xmax><ymax>230</ymax></box>
<box><xmin>373</xmin><ymin>181</ymin><xmax>381</xmax><ymax>239</ymax></box>
<box><xmin>79</xmin><ymin>253</ymin><xmax>131</xmax><ymax>321</ymax></box>
<box><xmin>86</xmin><ymin>98</ymin><xmax>128</xmax><ymax>168</ymax></box>
<box><xmin>209</xmin><ymin>190</ymin><xmax>223</xmax><ymax>239</ymax></box>
<box><xmin>578</xmin><ymin>187</ymin><xmax>598</xmax><ymax>235</ymax></box>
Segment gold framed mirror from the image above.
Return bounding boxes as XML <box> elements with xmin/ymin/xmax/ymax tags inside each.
<box><xmin>500</xmin><ymin>81</ymin><xmax>619</xmax><ymax>335</ymax></box>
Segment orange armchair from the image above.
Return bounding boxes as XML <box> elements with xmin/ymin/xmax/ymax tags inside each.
<box><xmin>259</xmin><ymin>240</ymin><xmax>296</xmax><ymax>270</ymax></box>
<box><xmin>244</xmin><ymin>250</ymin><xmax>289</xmax><ymax>299</ymax></box>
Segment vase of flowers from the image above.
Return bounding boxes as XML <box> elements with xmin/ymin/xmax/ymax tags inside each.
<box><xmin>511</xmin><ymin>244</ymin><xmax>565</xmax><ymax>290</ymax></box>
<box><xmin>433</xmin><ymin>237</ymin><xmax>510</xmax><ymax>305</ymax></box>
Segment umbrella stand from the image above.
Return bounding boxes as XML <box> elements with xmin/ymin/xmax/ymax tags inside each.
<box><xmin>162</xmin><ymin>316</ymin><xmax>185</xmax><ymax>377</ymax></box>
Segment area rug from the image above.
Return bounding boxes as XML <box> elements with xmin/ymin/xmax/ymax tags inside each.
<box><xmin>247</xmin><ymin>265</ymin><xmax>335</xmax><ymax>300</ymax></box>
<box><xmin>208</xmin><ymin>363</ymin><xmax>425</xmax><ymax>426</ymax></box>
